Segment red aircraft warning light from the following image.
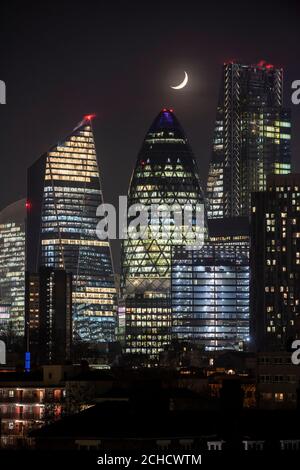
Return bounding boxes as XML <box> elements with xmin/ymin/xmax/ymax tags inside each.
<box><xmin>224</xmin><ymin>59</ymin><xmax>236</xmax><ymax>66</ymax></box>
<box><xmin>84</xmin><ymin>114</ymin><xmax>96</xmax><ymax>121</ymax></box>
<box><xmin>257</xmin><ymin>60</ymin><xmax>274</xmax><ymax>70</ymax></box>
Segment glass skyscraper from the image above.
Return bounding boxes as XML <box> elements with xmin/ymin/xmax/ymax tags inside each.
<box><xmin>172</xmin><ymin>219</ymin><xmax>250</xmax><ymax>351</ymax></box>
<box><xmin>207</xmin><ymin>60</ymin><xmax>291</xmax><ymax>219</ymax></box>
<box><xmin>0</xmin><ymin>199</ymin><xmax>25</xmax><ymax>336</ymax></box>
<box><xmin>122</xmin><ymin>108</ymin><xmax>205</xmax><ymax>294</ymax></box>
<box><xmin>122</xmin><ymin>109</ymin><xmax>205</xmax><ymax>359</ymax></box>
<box><xmin>202</xmin><ymin>61</ymin><xmax>292</xmax><ymax>352</ymax></box>
<box><xmin>26</xmin><ymin>116</ymin><xmax>117</xmax><ymax>343</ymax></box>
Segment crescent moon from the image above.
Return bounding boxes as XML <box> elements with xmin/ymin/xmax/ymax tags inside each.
<box><xmin>171</xmin><ymin>71</ymin><xmax>188</xmax><ymax>90</ymax></box>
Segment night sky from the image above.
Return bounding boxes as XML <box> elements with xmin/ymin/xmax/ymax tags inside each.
<box><xmin>1</xmin><ymin>0</ymin><xmax>300</xmax><ymax>270</ymax></box>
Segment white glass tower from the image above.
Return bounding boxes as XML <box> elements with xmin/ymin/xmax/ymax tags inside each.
<box><xmin>0</xmin><ymin>199</ymin><xmax>26</xmax><ymax>336</ymax></box>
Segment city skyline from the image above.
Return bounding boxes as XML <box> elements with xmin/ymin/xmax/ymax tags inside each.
<box><xmin>1</xmin><ymin>1</ymin><xmax>300</xmax><ymax>274</ymax></box>
<box><xmin>2</xmin><ymin>0</ymin><xmax>300</xmax><ymax>459</ymax></box>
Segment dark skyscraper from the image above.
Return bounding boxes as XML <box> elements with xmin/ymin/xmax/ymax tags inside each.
<box><xmin>207</xmin><ymin>61</ymin><xmax>291</xmax><ymax>219</ymax></box>
<box><xmin>203</xmin><ymin>61</ymin><xmax>292</xmax><ymax>353</ymax></box>
<box><xmin>26</xmin><ymin>117</ymin><xmax>117</xmax><ymax>343</ymax></box>
<box><xmin>25</xmin><ymin>267</ymin><xmax>72</xmax><ymax>365</ymax></box>
<box><xmin>251</xmin><ymin>174</ymin><xmax>300</xmax><ymax>351</ymax></box>
<box><xmin>122</xmin><ymin>109</ymin><xmax>205</xmax><ymax>359</ymax></box>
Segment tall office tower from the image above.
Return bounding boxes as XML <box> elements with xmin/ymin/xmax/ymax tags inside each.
<box><xmin>0</xmin><ymin>199</ymin><xmax>25</xmax><ymax>336</ymax></box>
<box><xmin>0</xmin><ymin>305</ymin><xmax>10</xmax><ymax>334</ymax></box>
<box><xmin>122</xmin><ymin>109</ymin><xmax>205</xmax><ymax>359</ymax></box>
<box><xmin>207</xmin><ymin>60</ymin><xmax>291</xmax><ymax>219</ymax></box>
<box><xmin>251</xmin><ymin>174</ymin><xmax>300</xmax><ymax>351</ymax></box>
<box><xmin>172</xmin><ymin>218</ymin><xmax>249</xmax><ymax>350</ymax></box>
<box><xmin>25</xmin><ymin>267</ymin><xmax>72</xmax><ymax>364</ymax></box>
<box><xmin>26</xmin><ymin>116</ymin><xmax>117</xmax><ymax>343</ymax></box>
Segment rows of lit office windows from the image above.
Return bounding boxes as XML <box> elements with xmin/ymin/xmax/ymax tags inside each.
<box><xmin>73</xmin><ymin>310</ymin><xmax>115</xmax><ymax>319</ymax></box>
<box><xmin>126</xmin><ymin>338</ymin><xmax>169</xmax><ymax>344</ymax></box>
<box><xmin>126</xmin><ymin>307</ymin><xmax>169</xmax><ymax>315</ymax></box>
<box><xmin>173</xmin><ymin>313</ymin><xmax>248</xmax><ymax>321</ymax></box>
<box><xmin>44</xmin><ymin>186</ymin><xmax>101</xmax><ymax>195</ymax></box>
<box><xmin>172</xmin><ymin>332</ymin><xmax>244</xmax><ymax>341</ymax></box>
<box><xmin>173</xmin><ymin>282</ymin><xmax>249</xmax><ymax>293</ymax></box>
<box><xmin>45</xmin><ymin>174</ymin><xmax>95</xmax><ymax>183</ymax></box>
<box><xmin>131</xmin><ymin>192</ymin><xmax>199</xmax><ymax>201</ymax></box>
<box><xmin>41</xmin><ymin>245</ymin><xmax>96</xmax><ymax>261</ymax></box>
<box><xmin>41</xmin><ymin>217</ymin><xmax>99</xmax><ymax>228</ymax></box>
<box><xmin>126</xmin><ymin>341</ymin><xmax>169</xmax><ymax>347</ymax></box>
<box><xmin>126</xmin><ymin>333</ymin><xmax>170</xmax><ymax>340</ymax></box>
<box><xmin>145</xmin><ymin>135</ymin><xmax>186</xmax><ymax>144</ymax></box>
<box><xmin>127</xmin><ymin>323</ymin><xmax>170</xmax><ymax>330</ymax></box>
<box><xmin>146</xmin><ymin>135</ymin><xmax>185</xmax><ymax>143</ymax></box>
<box><xmin>172</xmin><ymin>274</ymin><xmax>249</xmax><ymax>282</ymax></box>
<box><xmin>173</xmin><ymin>291</ymin><xmax>248</xmax><ymax>298</ymax></box>
<box><xmin>173</xmin><ymin>298</ymin><xmax>249</xmax><ymax>306</ymax></box>
<box><xmin>49</xmin><ymin>143</ymin><xmax>96</xmax><ymax>153</ymax></box>
<box><xmin>45</xmin><ymin>169</ymin><xmax>99</xmax><ymax>180</ymax></box>
<box><xmin>42</xmin><ymin>206</ymin><xmax>101</xmax><ymax>218</ymax></box>
<box><xmin>135</xmin><ymin>170</ymin><xmax>193</xmax><ymax>181</ymax></box>
<box><xmin>50</xmin><ymin>147</ymin><xmax>96</xmax><ymax>155</ymax></box>
<box><xmin>66</xmin><ymin>134</ymin><xmax>94</xmax><ymax>143</ymax></box>
<box><xmin>52</xmin><ymin>142</ymin><xmax>95</xmax><ymax>152</ymax></box>
<box><xmin>173</xmin><ymin>306</ymin><xmax>248</xmax><ymax>313</ymax></box>
<box><xmin>41</xmin><ymin>224</ymin><xmax>98</xmax><ymax>235</ymax></box>
<box><xmin>130</xmin><ymin>195</ymin><xmax>201</xmax><ymax>205</ymax></box>
<box><xmin>42</xmin><ymin>239</ymin><xmax>108</xmax><ymax>248</ymax></box>
<box><xmin>172</xmin><ymin>282</ymin><xmax>249</xmax><ymax>289</ymax></box>
<box><xmin>46</xmin><ymin>163</ymin><xmax>98</xmax><ymax>175</ymax></box>
<box><xmin>172</xmin><ymin>265</ymin><xmax>249</xmax><ymax>273</ymax></box>
<box><xmin>126</xmin><ymin>345</ymin><xmax>168</xmax><ymax>351</ymax></box>
<box><xmin>183</xmin><ymin>301</ymin><xmax>249</xmax><ymax>307</ymax></box>
<box><xmin>179</xmin><ymin>271</ymin><xmax>249</xmax><ymax>278</ymax></box>
<box><xmin>45</xmin><ymin>170</ymin><xmax>98</xmax><ymax>179</ymax></box>
<box><xmin>42</xmin><ymin>245</ymin><xmax>112</xmax><ymax>264</ymax></box>
<box><xmin>135</xmin><ymin>166</ymin><xmax>189</xmax><ymax>176</ymax></box>
<box><xmin>126</xmin><ymin>348</ymin><xmax>166</xmax><ymax>353</ymax></box>
<box><xmin>42</xmin><ymin>214</ymin><xmax>99</xmax><ymax>225</ymax></box>
<box><xmin>0</xmin><ymin>222</ymin><xmax>25</xmax><ymax>335</ymax></box>
<box><xmin>176</xmin><ymin>266</ymin><xmax>249</xmax><ymax>279</ymax></box>
<box><xmin>127</xmin><ymin>321</ymin><xmax>170</xmax><ymax>328</ymax></box>
<box><xmin>43</xmin><ymin>206</ymin><xmax>101</xmax><ymax>217</ymax></box>
<box><xmin>73</xmin><ymin>291</ymin><xmax>115</xmax><ymax>300</ymax></box>
<box><xmin>47</xmin><ymin>159</ymin><xmax>98</xmax><ymax>170</ymax></box>
<box><xmin>73</xmin><ymin>298</ymin><xmax>115</xmax><ymax>306</ymax></box>
<box><xmin>173</xmin><ymin>325</ymin><xmax>248</xmax><ymax>333</ymax></box>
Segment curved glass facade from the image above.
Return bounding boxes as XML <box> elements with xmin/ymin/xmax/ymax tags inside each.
<box><xmin>122</xmin><ymin>109</ymin><xmax>205</xmax><ymax>295</ymax></box>
<box><xmin>122</xmin><ymin>109</ymin><xmax>205</xmax><ymax>359</ymax></box>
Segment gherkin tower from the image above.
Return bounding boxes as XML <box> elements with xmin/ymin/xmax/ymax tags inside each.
<box><xmin>122</xmin><ymin>109</ymin><xmax>205</xmax><ymax>294</ymax></box>
<box><xmin>121</xmin><ymin>109</ymin><xmax>205</xmax><ymax>359</ymax></box>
